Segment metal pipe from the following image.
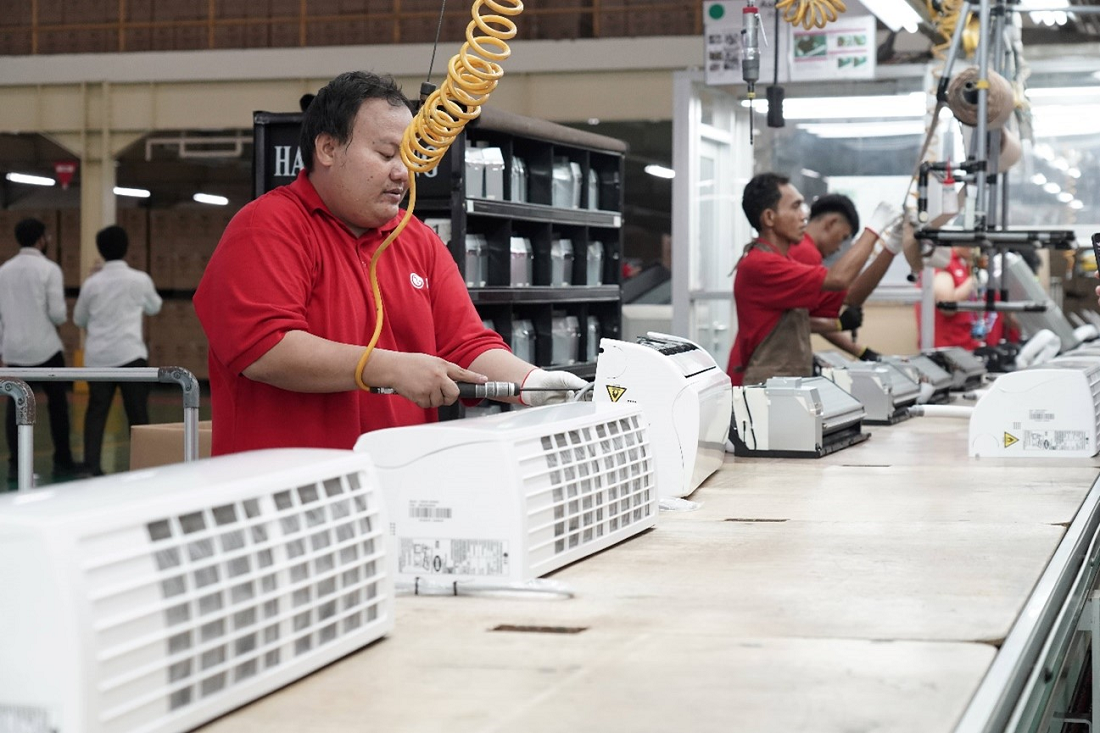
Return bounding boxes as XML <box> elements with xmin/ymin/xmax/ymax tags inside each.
<box><xmin>973</xmin><ymin>0</ymin><xmax>991</xmax><ymax>232</ymax></box>
<box><xmin>0</xmin><ymin>379</ymin><xmax>35</xmax><ymax>492</ymax></box>
<box><xmin>0</xmin><ymin>366</ymin><xmax>203</xmax><ymax>478</ymax></box>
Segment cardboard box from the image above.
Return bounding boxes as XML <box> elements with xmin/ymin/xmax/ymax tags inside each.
<box><xmin>130</xmin><ymin>421</ymin><xmax>213</xmax><ymax>470</ymax></box>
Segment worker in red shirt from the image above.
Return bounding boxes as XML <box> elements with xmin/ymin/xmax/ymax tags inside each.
<box><xmin>726</xmin><ymin>173</ymin><xmax>899</xmax><ymax>386</ymax></box>
<box><xmin>194</xmin><ymin>71</ymin><xmax>585</xmax><ymax>455</ymax></box>
<box><xmin>790</xmin><ymin>193</ymin><xmax>908</xmax><ymax>360</ymax></box>
<box><xmin>917</xmin><ymin>246</ymin><xmax>1004</xmax><ymax>349</ymax></box>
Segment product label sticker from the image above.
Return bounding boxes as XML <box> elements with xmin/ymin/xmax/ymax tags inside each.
<box><xmin>1024</xmin><ymin>430</ymin><xmax>1088</xmax><ymax>452</ymax></box>
<box><xmin>399</xmin><ymin>538</ymin><xmax>509</xmax><ymax>576</ymax></box>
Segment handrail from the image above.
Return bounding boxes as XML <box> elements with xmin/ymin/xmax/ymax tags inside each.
<box><xmin>0</xmin><ymin>367</ymin><xmax>201</xmax><ymax>492</ymax></box>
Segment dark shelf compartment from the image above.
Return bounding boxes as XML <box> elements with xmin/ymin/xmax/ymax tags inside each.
<box><xmin>465</xmin><ymin>198</ymin><xmax>622</xmax><ymax>228</ymax></box>
<box><xmin>469</xmin><ymin>285</ymin><xmax>621</xmax><ymax>305</ymax></box>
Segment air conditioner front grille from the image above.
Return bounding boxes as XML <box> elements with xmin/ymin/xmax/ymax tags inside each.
<box><xmin>529</xmin><ymin>414</ymin><xmax>654</xmax><ymax>565</ymax></box>
<box><xmin>80</xmin><ymin>469</ymin><xmax>388</xmax><ymax>732</ymax></box>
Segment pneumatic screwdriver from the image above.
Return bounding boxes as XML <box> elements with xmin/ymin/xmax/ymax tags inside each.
<box><xmin>369</xmin><ymin>382</ymin><xmax>574</xmax><ymax>399</ymax></box>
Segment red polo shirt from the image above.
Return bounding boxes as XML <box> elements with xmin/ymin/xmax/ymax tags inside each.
<box><xmin>787</xmin><ymin>234</ymin><xmax>846</xmax><ymax>318</ymax></box>
<box><xmin>915</xmin><ymin>250</ymin><xmax>1003</xmax><ymax>350</ymax></box>
<box><xmin>194</xmin><ymin>170</ymin><xmax>507</xmax><ymax>454</ymax></box>
<box><xmin>726</xmin><ymin>240</ymin><xmax>829</xmax><ymax>386</ymax></box>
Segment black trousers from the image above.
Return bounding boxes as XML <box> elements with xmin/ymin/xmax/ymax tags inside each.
<box><xmin>5</xmin><ymin>351</ymin><xmax>75</xmax><ymax>471</ymax></box>
<box><xmin>83</xmin><ymin>358</ymin><xmax>151</xmax><ymax>474</ymax></box>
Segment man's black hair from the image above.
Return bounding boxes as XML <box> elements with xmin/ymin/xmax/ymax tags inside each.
<box><xmin>14</xmin><ymin>218</ymin><xmax>46</xmax><ymax>249</ymax></box>
<box><xmin>742</xmin><ymin>172</ymin><xmax>790</xmax><ymax>232</ymax></box>
<box><xmin>809</xmin><ymin>193</ymin><xmax>860</xmax><ymax>235</ymax></box>
<box><xmin>96</xmin><ymin>225</ymin><xmax>129</xmax><ymax>261</ymax></box>
<box><xmin>299</xmin><ymin>71</ymin><xmax>412</xmax><ymax>174</ymax></box>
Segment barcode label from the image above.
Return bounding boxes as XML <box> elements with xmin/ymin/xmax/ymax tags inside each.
<box><xmin>409</xmin><ymin>503</ymin><xmax>452</xmax><ymax>520</ymax></box>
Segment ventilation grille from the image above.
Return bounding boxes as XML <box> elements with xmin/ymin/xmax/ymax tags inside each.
<box><xmin>526</xmin><ymin>413</ymin><xmax>654</xmax><ymax>569</ymax></box>
<box><xmin>80</xmin><ymin>469</ymin><xmax>388</xmax><ymax>733</ymax></box>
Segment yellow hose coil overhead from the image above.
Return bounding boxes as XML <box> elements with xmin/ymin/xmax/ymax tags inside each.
<box><xmin>775</xmin><ymin>0</ymin><xmax>846</xmax><ymax>30</ymax></box>
<box><xmin>355</xmin><ymin>0</ymin><xmax>525</xmax><ymax>390</ymax></box>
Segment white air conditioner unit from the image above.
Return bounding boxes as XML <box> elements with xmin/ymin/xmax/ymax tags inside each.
<box><xmin>0</xmin><ymin>449</ymin><xmax>392</xmax><ymax>733</ymax></box>
<box><xmin>354</xmin><ymin>402</ymin><xmax>657</xmax><ymax>585</ymax></box>
<box><xmin>970</xmin><ymin>362</ymin><xmax>1100</xmax><ymax>458</ymax></box>
<box><xmin>593</xmin><ymin>333</ymin><xmax>731</xmax><ymax>499</ymax></box>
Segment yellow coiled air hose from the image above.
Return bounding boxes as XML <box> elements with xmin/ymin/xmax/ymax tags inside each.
<box><xmin>775</xmin><ymin>0</ymin><xmax>846</xmax><ymax>30</ymax></box>
<box><xmin>354</xmin><ymin>0</ymin><xmax>524</xmax><ymax>390</ymax></box>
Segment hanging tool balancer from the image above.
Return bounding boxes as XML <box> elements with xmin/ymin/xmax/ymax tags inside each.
<box><xmin>741</xmin><ymin>0</ymin><xmax>762</xmax><ymax>145</ymax></box>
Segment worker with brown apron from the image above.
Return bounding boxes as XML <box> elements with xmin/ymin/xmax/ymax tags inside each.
<box><xmin>727</xmin><ymin>173</ymin><xmax>893</xmax><ymax>387</ymax></box>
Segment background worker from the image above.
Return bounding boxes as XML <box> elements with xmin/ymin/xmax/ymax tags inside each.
<box><xmin>194</xmin><ymin>70</ymin><xmax>585</xmax><ymax>456</ymax></box>
<box><xmin>73</xmin><ymin>225</ymin><xmax>163</xmax><ymax>476</ymax></box>
<box><xmin>726</xmin><ymin>173</ymin><xmax>899</xmax><ymax>386</ymax></box>
<box><xmin>792</xmin><ymin>193</ymin><xmax>908</xmax><ymax>360</ymax></box>
<box><xmin>920</xmin><ymin>245</ymin><xmax>1004</xmax><ymax>349</ymax></box>
<box><xmin>0</xmin><ymin>218</ymin><xmax>79</xmax><ymax>482</ymax></box>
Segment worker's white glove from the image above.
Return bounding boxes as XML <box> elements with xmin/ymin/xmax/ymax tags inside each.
<box><xmin>519</xmin><ymin>368</ymin><xmax>589</xmax><ymax>407</ymax></box>
<box><xmin>865</xmin><ymin>201</ymin><xmax>901</xmax><ymax>238</ymax></box>
<box><xmin>881</xmin><ymin>220</ymin><xmax>905</xmax><ymax>255</ymax></box>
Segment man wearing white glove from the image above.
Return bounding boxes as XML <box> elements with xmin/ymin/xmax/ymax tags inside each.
<box><xmin>728</xmin><ymin>173</ymin><xmax>902</xmax><ymax>386</ymax></box>
<box><xmin>518</xmin><ymin>368</ymin><xmax>589</xmax><ymax>406</ymax></box>
<box><xmin>791</xmin><ymin>194</ymin><xmax>904</xmax><ymax>360</ymax></box>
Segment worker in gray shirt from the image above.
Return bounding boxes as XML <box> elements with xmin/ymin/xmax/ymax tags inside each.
<box><xmin>0</xmin><ymin>217</ymin><xmax>79</xmax><ymax>483</ymax></box>
<box><xmin>74</xmin><ymin>225</ymin><xmax>163</xmax><ymax>476</ymax></box>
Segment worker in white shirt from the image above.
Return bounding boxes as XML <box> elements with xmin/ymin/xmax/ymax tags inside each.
<box><xmin>0</xmin><ymin>218</ymin><xmax>79</xmax><ymax>484</ymax></box>
<box><xmin>74</xmin><ymin>225</ymin><xmax>163</xmax><ymax>476</ymax></box>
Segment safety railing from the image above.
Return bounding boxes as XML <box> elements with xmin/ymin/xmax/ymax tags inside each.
<box><xmin>0</xmin><ymin>366</ymin><xmax>201</xmax><ymax>492</ymax></box>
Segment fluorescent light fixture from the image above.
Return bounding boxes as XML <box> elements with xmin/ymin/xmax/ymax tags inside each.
<box><xmin>859</xmin><ymin>0</ymin><xmax>922</xmax><ymax>33</ymax></box>
<box><xmin>1068</xmin><ymin>167</ymin><xmax>1082</xmax><ymax>179</ymax></box>
<box><xmin>1043</xmin><ymin>182</ymin><xmax>1061</xmax><ymax>194</ymax></box>
<box><xmin>1070</xmin><ymin>200</ymin><xmax>1085</xmax><ymax>210</ymax></box>
<box><xmin>743</xmin><ymin>92</ymin><xmax>926</xmax><ymax>120</ymax></box>
<box><xmin>1030</xmin><ymin>173</ymin><xmax>1048</xmax><ymax>185</ymax></box>
<box><xmin>1026</xmin><ymin>86</ymin><xmax>1100</xmax><ymax>100</ymax></box>
<box><xmin>113</xmin><ymin>186</ymin><xmax>150</xmax><ymax>198</ymax></box>
<box><xmin>5</xmin><ymin>172</ymin><xmax>55</xmax><ymax>187</ymax></box>
<box><xmin>800</xmin><ymin>168</ymin><xmax>822</xmax><ymax>179</ymax></box>
<box><xmin>644</xmin><ymin>164</ymin><xmax>676</xmax><ymax>179</ymax></box>
<box><xmin>797</xmin><ymin>120</ymin><xmax>926</xmax><ymax>138</ymax></box>
<box><xmin>1031</xmin><ymin>104</ymin><xmax>1100</xmax><ymax>137</ymax></box>
<box><xmin>587</xmin><ymin>118</ymin><xmax>600</xmax><ymax>125</ymax></box>
<box><xmin>193</xmin><ymin>193</ymin><xmax>229</xmax><ymax>206</ymax></box>
<box><xmin>1057</xmin><ymin>192</ymin><xmax>1075</xmax><ymax>203</ymax></box>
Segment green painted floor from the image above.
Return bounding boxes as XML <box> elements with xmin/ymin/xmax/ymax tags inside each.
<box><xmin>4</xmin><ymin>384</ymin><xmax>212</xmax><ymax>490</ymax></box>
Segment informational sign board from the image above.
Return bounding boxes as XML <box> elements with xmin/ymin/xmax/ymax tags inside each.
<box><xmin>788</xmin><ymin>14</ymin><xmax>876</xmax><ymax>81</ymax></box>
<box><xmin>704</xmin><ymin>0</ymin><xmax>793</xmax><ymax>87</ymax></box>
<box><xmin>252</xmin><ymin>111</ymin><xmax>304</xmax><ymax>198</ymax></box>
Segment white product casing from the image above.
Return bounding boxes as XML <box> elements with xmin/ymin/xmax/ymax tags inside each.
<box><xmin>0</xmin><ymin>449</ymin><xmax>392</xmax><ymax>733</ymax></box>
<box><xmin>593</xmin><ymin>333</ymin><xmax>732</xmax><ymax>499</ymax></box>
<box><xmin>354</xmin><ymin>401</ymin><xmax>657</xmax><ymax>585</ymax></box>
<box><xmin>969</xmin><ymin>362</ymin><xmax>1100</xmax><ymax>458</ymax></box>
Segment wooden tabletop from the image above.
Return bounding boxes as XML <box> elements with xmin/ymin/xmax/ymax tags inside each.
<box><xmin>201</xmin><ymin>413</ymin><xmax>1100</xmax><ymax>733</ymax></box>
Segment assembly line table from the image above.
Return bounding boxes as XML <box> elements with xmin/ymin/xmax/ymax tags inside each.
<box><xmin>200</xmin><ymin>414</ymin><xmax>1100</xmax><ymax>733</ymax></box>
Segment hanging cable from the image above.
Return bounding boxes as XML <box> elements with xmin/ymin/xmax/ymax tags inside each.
<box><xmin>355</xmin><ymin>0</ymin><xmax>525</xmax><ymax>390</ymax></box>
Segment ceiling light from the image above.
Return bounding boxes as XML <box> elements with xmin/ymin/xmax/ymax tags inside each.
<box><xmin>114</xmin><ymin>186</ymin><xmax>150</xmax><ymax>198</ymax></box>
<box><xmin>859</xmin><ymin>0</ymin><xmax>922</xmax><ymax>32</ymax></box>
<box><xmin>797</xmin><ymin>120</ymin><xmax>926</xmax><ymax>138</ymax></box>
<box><xmin>743</xmin><ymin>92</ymin><xmax>927</xmax><ymax>120</ymax></box>
<box><xmin>1068</xmin><ymin>167</ymin><xmax>1082</xmax><ymax>178</ymax></box>
<box><xmin>1030</xmin><ymin>173</ymin><xmax>1047</xmax><ymax>185</ymax></box>
<box><xmin>193</xmin><ymin>193</ymin><xmax>229</xmax><ymax>206</ymax></box>
<box><xmin>1051</xmin><ymin>158</ymin><xmax>1070</xmax><ymax>171</ymax></box>
<box><xmin>5</xmin><ymin>172</ymin><xmax>55</xmax><ymax>187</ymax></box>
<box><xmin>1057</xmin><ymin>192</ymin><xmax>1074</xmax><ymax>203</ymax></box>
<box><xmin>1070</xmin><ymin>200</ymin><xmax>1085</xmax><ymax>210</ymax></box>
<box><xmin>800</xmin><ymin>168</ymin><xmax>822</xmax><ymax>179</ymax></box>
<box><xmin>644</xmin><ymin>164</ymin><xmax>675</xmax><ymax>179</ymax></box>
<box><xmin>1043</xmin><ymin>182</ymin><xmax>1061</xmax><ymax>194</ymax></box>
<box><xmin>587</xmin><ymin>118</ymin><xmax>600</xmax><ymax>126</ymax></box>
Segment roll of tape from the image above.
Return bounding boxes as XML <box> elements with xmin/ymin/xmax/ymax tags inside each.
<box><xmin>946</xmin><ymin>67</ymin><xmax>1015</xmax><ymax>129</ymax></box>
<box><xmin>998</xmin><ymin>127</ymin><xmax>1022</xmax><ymax>170</ymax></box>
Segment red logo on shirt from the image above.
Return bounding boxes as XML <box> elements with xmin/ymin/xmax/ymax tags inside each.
<box><xmin>409</xmin><ymin>272</ymin><xmax>426</xmax><ymax>289</ymax></box>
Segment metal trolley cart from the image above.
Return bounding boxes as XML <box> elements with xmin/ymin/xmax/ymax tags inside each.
<box><xmin>0</xmin><ymin>366</ymin><xmax>200</xmax><ymax>492</ymax></box>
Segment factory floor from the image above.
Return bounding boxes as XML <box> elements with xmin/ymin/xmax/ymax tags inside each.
<box><xmin>4</xmin><ymin>384</ymin><xmax>212</xmax><ymax>490</ymax></box>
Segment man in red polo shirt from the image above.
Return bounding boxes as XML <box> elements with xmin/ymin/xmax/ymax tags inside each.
<box><xmin>194</xmin><ymin>71</ymin><xmax>585</xmax><ymax>455</ymax></box>
<box><xmin>726</xmin><ymin>173</ymin><xmax>898</xmax><ymax>386</ymax></box>
<box><xmin>790</xmin><ymin>193</ymin><xmax>907</xmax><ymax>360</ymax></box>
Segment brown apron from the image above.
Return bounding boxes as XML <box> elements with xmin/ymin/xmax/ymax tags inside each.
<box><xmin>735</xmin><ymin>240</ymin><xmax>815</xmax><ymax>385</ymax></box>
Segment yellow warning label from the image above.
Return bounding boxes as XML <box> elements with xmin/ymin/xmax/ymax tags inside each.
<box><xmin>1004</xmin><ymin>432</ymin><xmax>1019</xmax><ymax>448</ymax></box>
<box><xmin>606</xmin><ymin>385</ymin><xmax>627</xmax><ymax>403</ymax></box>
